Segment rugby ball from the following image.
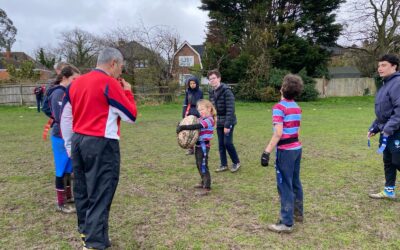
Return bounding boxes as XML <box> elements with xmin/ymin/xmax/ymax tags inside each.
<box><xmin>177</xmin><ymin>115</ymin><xmax>200</xmax><ymax>149</ymax></box>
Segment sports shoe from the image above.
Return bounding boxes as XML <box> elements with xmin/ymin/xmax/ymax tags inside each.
<box><xmin>56</xmin><ymin>204</ymin><xmax>76</xmax><ymax>214</ymax></box>
<box><xmin>215</xmin><ymin>166</ymin><xmax>228</xmax><ymax>172</ymax></box>
<box><xmin>186</xmin><ymin>149</ymin><xmax>194</xmax><ymax>155</ymax></box>
<box><xmin>267</xmin><ymin>223</ymin><xmax>293</xmax><ymax>233</ymax></box>
<box><xmin>230</xmin><ymin>163</ymin><xmax>241</xmax><ymax>173</ymax></box>
<box><xmin>80</xmin><ymin>233</ymin><xmax>86</xmax><ymax>246</ymax></box>
<box><xmin>369</xmin><ymin>190</ymin><xmax>396</xmax><ymax>199</ymax></box>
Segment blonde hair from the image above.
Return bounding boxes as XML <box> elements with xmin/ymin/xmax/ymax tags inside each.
<box><xmin>197</xmin><ymin>99</ymin><xmax>217</xmax><ymax>123</ymax></box>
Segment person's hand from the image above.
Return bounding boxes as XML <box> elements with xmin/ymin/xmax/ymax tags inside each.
<box><xmin>224</xmin><ymin>128</ymin><xmax>230</xmax><ymax>134</ymax></box>
<box><xmin>261</xmin><ymin>151</ymin><xmax>270</xmax><ymax>167</ymax></box>
<box><xmin>367</xmin><ymin>131</ymin><xmax>375</xmax><ymax>138</ymax></box>
<box><xmin>120</xmin><ymin>78</ymin><xmax>131</xmax><ymax>91</ymax></box>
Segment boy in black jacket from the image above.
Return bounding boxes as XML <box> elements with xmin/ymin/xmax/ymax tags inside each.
<box><xmin>208</xmin><ymin>69</ymin><xmax>241</xmax><ymax>173</ymax></box>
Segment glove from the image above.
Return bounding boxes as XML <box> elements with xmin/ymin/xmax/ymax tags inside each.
<box><xmin>377</xmin><ymin>135</ymin><xmax>388</xmax><ymax>154</ymax></box>
<box><xmin>261</xmin><ymin>151</ymin><xmax>270</xmax><ymax>167</ymax></box>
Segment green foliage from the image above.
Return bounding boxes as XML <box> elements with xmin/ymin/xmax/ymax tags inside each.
<box><xmin>36</xmin><ymin>48</ymin><xmax>55</xmax><ymax>70</ymax></box>
<box><xmin>201</xmin><ymin>0</ymin><xmax>343</xmax><ymax>92</ymax></box>
<box><xmin>5</xmin><ymin>60</ymin><xmax>40</xmax><ymax>82</ymax></box>
<box><xmin>235</xmin><ymin>68</ymin><xmax>318</xmax><ymax>102</ymax></box>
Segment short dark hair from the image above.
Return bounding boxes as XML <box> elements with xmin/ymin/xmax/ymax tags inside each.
<box><xmin>379</xmin><ymin>54</ymin><xmax>399</xmax><ymax>70</ymax></box>
<box><xmin>207</xmin><ymin>69</ymin><xmax>221</xmax><ymax>79</ymax></box>
<box><xmin>281</xmin><ymin>74</ymin><xmax>303</xmax><ymax>100</ymax></box>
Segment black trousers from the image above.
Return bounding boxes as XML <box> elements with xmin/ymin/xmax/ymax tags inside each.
<box><xmin>71</xmin><ymin>133</ymin><xmax>120</xmax><ymax>249</ymax></box>
<box><xmin>195</xmin><ymin>146</ymin><xmax>211</xmax><ymax>189</ymax></box>
<box><xmin>383</xmin><ymin>149</ymin><xmax>400</xmax><ymax>187</ymax></box>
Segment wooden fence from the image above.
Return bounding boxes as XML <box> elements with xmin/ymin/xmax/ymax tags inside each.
<box><xmin>0</xmin><ymin>83</ymin><xmax>182</xmax><ymax>105</ymax></box>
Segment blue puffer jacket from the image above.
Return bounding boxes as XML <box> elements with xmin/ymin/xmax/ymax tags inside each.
<box><xmin>182</xmin><ymin>77</ymin><xmax>203</xmax><ymax>118</ymax></box>
<box><xmin>370</xmin><ymin>72</ymin><xmax>400</xmax><ymax>136</ymax></box>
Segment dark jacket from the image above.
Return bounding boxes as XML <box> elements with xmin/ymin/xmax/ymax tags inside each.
<box><xmin>370</xmin><ymin>72</ymin><xmax>400</xmax><ymax>136</ymax></box>
<box><xmin>182</xmin><ymin>77</ymin><xmax>203</xmax><ymax>118</ymax></box>
<box><xmin>209</xmin><ymin>83</ymin><xmax>237</xmax><ymax>128</ymax></box>
<box><xmin>46</xmin><ymin>85</ymin><xmax>66</xmax><ymax>137</ymax></box>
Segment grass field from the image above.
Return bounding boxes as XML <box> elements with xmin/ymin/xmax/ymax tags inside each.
<box><xmin>0</xmin><ymin>97</ymin><xmax>399</xmax><ymax>249</ymax></box>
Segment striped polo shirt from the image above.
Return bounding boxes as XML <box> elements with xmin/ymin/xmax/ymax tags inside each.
<box><xmin>272</xmin><ymin>99</ymin><xmax>302</xmax><ymax>150</ymax></box>
<box><xmin>197</xmin><ymin>116</ymin><xmax>215</xmax><ymax>146</ymax></box>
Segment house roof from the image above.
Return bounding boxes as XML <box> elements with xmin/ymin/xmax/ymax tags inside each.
<box><xmin>0</xmin><ymin>52</ymin><xmax>47</xmax><ymax>70</ymax></box>
<box><xmin>172</xmin><ymin>41</ymin><xmax>203</xmax><ymax>69</ymax></box>
<box><xmin>328</xmin><ymin>66</ymin><xmax>362</xmax><ymax>78</ymax></box>
<box><xmin>191</xmin><ymin>45</ymin><xmax>205</xmax><ymax>57</ymax></box>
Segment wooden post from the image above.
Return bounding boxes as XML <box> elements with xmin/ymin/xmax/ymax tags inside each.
<box><xmin>20</xmin><ymin>84</ymin><xmax>23</xmax><ymax>106</ymax></box>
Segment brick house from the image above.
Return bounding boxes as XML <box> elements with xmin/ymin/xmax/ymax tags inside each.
<box><xmin>0</xmin><ymin>51</ymin><xmax>52</xmax><ymax>81</ymax></box>
<box><xmin>171</xmin><ymin>41</ymin><xmax>205</xmax><ymax>85</ymax></box>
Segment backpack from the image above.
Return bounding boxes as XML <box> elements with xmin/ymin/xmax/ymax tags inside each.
<box><xmin>41</xmin><ymin>85</ymin><xmax>62</xmax><ymax>118</ymax></box>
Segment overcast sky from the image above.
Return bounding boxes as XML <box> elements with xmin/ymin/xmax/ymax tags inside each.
<box><xmin>1</xmin><ymin>0</ymin><xmax>209</xmax><ymax>56</ymax></box>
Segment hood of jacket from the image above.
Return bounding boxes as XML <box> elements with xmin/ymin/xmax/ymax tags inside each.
<box><xmin>186</xmin><ymin>76</ymin><xmax>200</xmax><ymax>92</ymax></box>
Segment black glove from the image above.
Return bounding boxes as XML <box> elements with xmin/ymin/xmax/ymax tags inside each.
<box><xmin>261</xmin><ymin>151</ymin><xmax>270</xmax><ymax>167</ymax></box>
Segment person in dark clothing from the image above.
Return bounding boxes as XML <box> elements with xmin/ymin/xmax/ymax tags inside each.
<box><xmin>182</xmin><ymin>76</ymin><xmax>203</xmax><ymax>155</ymax></box>
<box><xmin>208</xmin><ymin>69</ymin><xmax>241</xmax><ymax>173</ymax></box>
<box><xmin>369</xmin><ymin>54</ymin><xmax>400</xmax><ymax>199</ymax></box>
<box><xmin>33</xmin><ymin>85</ymin><xmax>44</xmax><ymax>112</ymax></box>
<box><xmin>45</xmin><ymin>65</ymin><xmax>81</xmax><ymax>213</ymax></box>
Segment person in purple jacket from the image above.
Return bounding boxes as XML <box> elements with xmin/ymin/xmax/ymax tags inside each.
<box><xmin>369</xmin><ymin>54</ymin><xmax>400</xmax><ymax>199</ymax></box>
<box><xmin>46</xmin><ymin>65</ymin><xmax>80</xmax><ymax>213</ymax></box>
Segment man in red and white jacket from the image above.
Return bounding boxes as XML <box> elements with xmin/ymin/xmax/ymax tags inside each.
<box><xmin>60</xmin><ymin>47</ymin><xmax>137</xmax><ymax>249</ymax></box>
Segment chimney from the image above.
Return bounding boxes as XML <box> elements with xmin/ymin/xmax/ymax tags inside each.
<box><xmin>173</xmin><ymin>39</ymin><xmax>177</xmax><ymax>53</ymax></box>
<box><xmin>5</xmin><ymin>46</ymin><xmax>11</xmax><ymax>59</ymax></box>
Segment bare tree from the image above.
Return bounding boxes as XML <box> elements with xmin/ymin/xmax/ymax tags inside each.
<box><xmin>56</xmin><ymin>28</ymin><xmax>100</xmax><ymax>69</ymax></box>
<box><xmin>341</xmin><ymin>0</ymin><xmax>400</xmax><ymax>76</ymax></box>
<box><xmin>102</xmin><ymin>23</ymin><xmax>180</xmax><ymax>89</ymax></box>
<box><xmin>0</xmin><ymin>8</ymin><xmax>17</xmax><ymax>52</ymax></box>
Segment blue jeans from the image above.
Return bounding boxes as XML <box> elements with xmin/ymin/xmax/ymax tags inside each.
<box><xmin>216</xmin><ymin>126</ymin><xmax>240</xmax><ymax>166</ymax></box>
<box><xmin>275</xmin><ymin>148</ymin><xmax>303</xmax><ymax>226</ymax></box>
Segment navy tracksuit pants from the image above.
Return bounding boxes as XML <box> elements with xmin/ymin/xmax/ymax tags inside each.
<box><xmin>275</xmin><ymin>148</ymin><xmax>303</xmax><ymax>226</ymax></box>
<box><xmin>71</xmin><ymin>133</ymin><xmax>120</xmax><ymax>249</ymax></box>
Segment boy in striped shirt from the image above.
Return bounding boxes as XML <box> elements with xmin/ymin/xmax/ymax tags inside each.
<box><xmin>261</xmin><ymin>74</ymin><xmax>304</xmax><ymax>233</ymax></box>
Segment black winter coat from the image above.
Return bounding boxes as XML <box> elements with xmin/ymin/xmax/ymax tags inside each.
<box><xmin>209</xmin><ymin>83</ymin><xmax>237</xmax><ymax>128</ymax></box>
<box><xmin>182</xmin><ymin>77</ymin><xmax>203</xmax><ymax>118</ymax></box>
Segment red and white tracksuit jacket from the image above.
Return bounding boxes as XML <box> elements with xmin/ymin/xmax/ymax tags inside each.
<box><xmin>60</xmin><ymin>69</ymin><xmax>137</xmax><ymax>155</ymax></box>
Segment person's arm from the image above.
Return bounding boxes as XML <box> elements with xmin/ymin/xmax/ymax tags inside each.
<box><xmin>60</xmin><ymin>87</ymin><xmax>73</xmax><ymax>156</ymax></box>
<box><xmin>182</xmin><ymin>91</ymin><xmax>188</xmax><ymax>118</ymax></box>
<box><xmin>176</xmin><ymin>123</ymin><xmax>203</xmax><ymax>133</ymax></box>
<box><xmin>368</xmin><ymin>119</ymin><xmax>379</xmax><ymax>138</ymax></box>
<box><xmin>383</xmin><ymin>82</ymin><xmax>400</xmax><ymax>136</ymax></box>
<box><xmin>224</xmin><ymin>88</ymin><xmax>235</xmax><ymax>133</ymax></box>
<box><xmin>264</xmin><ymin>124</ymin><xmax>283</xmax><ymax>153</ymax></box>
<box><xmin>50</xmin><ymin>89</ymin><xmax>63</xmax><ymax>123</ymax></box>
<box><xmin>105</xmin><ymin>78</ymin><xmax>137</xmax><ymax>123</ymax></box>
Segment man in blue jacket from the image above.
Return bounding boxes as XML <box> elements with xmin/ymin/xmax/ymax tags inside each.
<box><xmin>369</xmin><ymin>54</ymin><xmax>400</xmax><ymax>199</ymax></box>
